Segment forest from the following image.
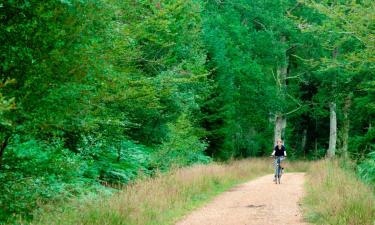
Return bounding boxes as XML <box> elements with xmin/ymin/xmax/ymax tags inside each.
<box><xmin>0</xmin><ymin>0</ymin><xmax>374</xmax><ymax>223</ymax></box>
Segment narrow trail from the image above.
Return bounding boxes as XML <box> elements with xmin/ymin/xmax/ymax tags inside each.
<box><xmin>176</xmin><ymin>173</ymin><xmax>308</xmax><ymax>225</ymax></box>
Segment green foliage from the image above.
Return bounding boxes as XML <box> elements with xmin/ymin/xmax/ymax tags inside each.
<box><xmin>292</xmin><ymin>0</ymin><xmax>375</xmax><ymax>160</ymax></box>
<box><xmin>301</xmin><ymin>0</ymin><xmax>374</xmax><ymax>70</ymax></box>
<box><xmin>201</xmin><ymin>0</ymin><xmax>286</xmax><ymax>159</ymax></box>
<box><xmin>357</xmin><ymin>151</ymin><xmax>375</xmax><ymax>186</ymax></box>
<box><xmin>1</xmin><ymin>0</ymin><xmax>210</xmax><ymax>222</ymax></box>
<box><xmin>0</xmin><ymin>137</ymin><xmax>88</xmax><ymax>221</ymax></box>
<box><xmin>77</xmin><ymin>135</ymin><xmax>152</xmax><ymax>184</ymax></box>
<box><xmin>153</xmin><ymin>113</ymin><xmax>211</xmax><ymax>170</ymax></box>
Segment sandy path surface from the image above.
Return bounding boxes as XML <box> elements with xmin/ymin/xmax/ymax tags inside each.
<box><xmin>176</xmin><ymin>173</ymin><xmax>308</xmax><ymax>225</ymax></box>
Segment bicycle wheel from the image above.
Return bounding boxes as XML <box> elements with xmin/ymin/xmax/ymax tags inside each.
<box><xmin>274</xmin><ymin>159</ymin><xmax>280</xmax><ymax>184</ymax></box>
<box><xmin>277</xmin><ymin>158</ymin><xmax>281</xmax><ymax>184</ymax></box>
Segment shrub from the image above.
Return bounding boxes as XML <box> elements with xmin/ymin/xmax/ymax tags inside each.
<box><xmin>357</xmin><ymin>150</ymin><xmax>375</xmax><ymax>186</ymax></box>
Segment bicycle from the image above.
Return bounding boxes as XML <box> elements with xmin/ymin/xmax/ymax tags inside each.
<box><xmin>272</xmin><ymin>156</ymin><xmax>285</xmax><ymax>184</ymax></box>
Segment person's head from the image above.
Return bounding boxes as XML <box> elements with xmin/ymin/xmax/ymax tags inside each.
<box><xmin>277</xmin><ymin>139</ymin><xmax>283</xmax><ymax>146</ymax></box>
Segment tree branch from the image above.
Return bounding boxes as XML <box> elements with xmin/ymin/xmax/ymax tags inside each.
<box><xmin>285</xmin><ymin>103</ymin><xmax>313</xmax><ymax>116</ymax></box>
<box><xmin>0</xmin><ymin>135</ymin><xmax>11</xmax><ymax>169</ymax></box>
<box><xmin>287</xmin><ymin>2</ymin><xmax>301</xmax><ymax>15</ymax></box>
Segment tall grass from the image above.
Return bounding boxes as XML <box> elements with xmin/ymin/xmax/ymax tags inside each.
<box><xmin>303</xmin><ymin>159</ymin><xmax>375</xmax><ymax>225</ymax></box>
<box><xmin>27</xmin><ymin>158</ymin><xmax>308</xmax><ymax>225</ymax></box>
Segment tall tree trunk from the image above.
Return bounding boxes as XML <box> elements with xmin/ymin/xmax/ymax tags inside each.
<box><xmin>342</xmin><ymin>94</ymin><xmax>352</xmax><ymax>158</ymax></box>
<box><xmin>274</xmin><ymin>36</ymin><xmax>288</xmax><ymax>146</ymax></box>
<box><xmin>314</xmin><ymin>117</ymin><xmax>318</xmax><ymax>157</ymax></box>
<box><xmin>301</xmin><ymin>128</ymin><xmax>307</xmax><ymax>158</ymax></box>
<box><xmin>327</xmin><ymin>102</ymin><xmax>337</xmax><ymax>158</ymax></box>
<box><xmin>282</xmin><ymin>117</ymin><xmax>287</xmax><ymax>139</ymax></box>
<box><xmin>274</xmin><ymin>113</ymin><xmax>286</xmax><ymax>145</ymax></box>
<box><xmin>327</xmin><ymin>47</ymin><xmax>338</xmax><ymax>158</ymax></box>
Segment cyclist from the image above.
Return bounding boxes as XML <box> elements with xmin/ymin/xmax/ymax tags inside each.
<box><xmin>271</xmin><ymin>138</ymin><xmax>287</xmax><ymax>182</ymax></box>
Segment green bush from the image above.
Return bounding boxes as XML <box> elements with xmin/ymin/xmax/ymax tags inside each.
<box><xmin>357</xmin><ymin>150</ymin><xmax>375</xmax><ymax>186</ymax></box>
<box><xmin>0</xmin><ymin>136</ymin><xmax>89</xmax><ymax>222</ymax></box>
<box><xmin>153</xmin><ymin>113</ymin><xmax>211</xmax><ymax>170</ymax></box>
<box><xmin>0</xmin><ymin>135</ymin><xmax>154</xmax><ymax>222</ymax></box>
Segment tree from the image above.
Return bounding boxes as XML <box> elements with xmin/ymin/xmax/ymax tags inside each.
<box><xmin>299</xmin><ymin>0</ymin><xmax>375</xmax><ymax>158</ymax></box>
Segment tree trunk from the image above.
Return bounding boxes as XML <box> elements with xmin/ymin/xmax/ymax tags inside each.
<box><xmin>0</xmin><ymin>135</ymin><xmax>11</xmax><ymax>169</ymax></box>
<box><xmin>327</xmin><ymin>47</ymin><xmax>338</xmax><ymax>158</ymax></box>
<box><xmin>301</xmin><ymin>128</ymin><xmax>307</xmax><ymax>158</ymax></box>
<box><xmin>327</xmin><ymin>102</ymin><xmax>337</xmax><ymax>158</ymax></box>
<box><xmin>342</xmin><ymin>94</ymin><xmax>352</xmax><ymax>158</ymax></box>
<box><xmin>369</xmin><ymin>117</ymin><xmax>372</xmax><ymax>130</ymax></box>
<box><xmin>273</xmin><ymin>113</ymin><xmax>283</xmax><ymax>146</ymax></box>
<box><xmin>273</xmin><ymin>113</ymin><xmax>287</xmax><ymax>146</ymax></box>
<box><xmin>314</xmin><ymin>117</ymin><xmax>318</xmax><ymax>157</ymax></box>
<box><xmin>273</xmin><ymin>36</ymin><xmax>288</xmax><ymax>146</ymax></box>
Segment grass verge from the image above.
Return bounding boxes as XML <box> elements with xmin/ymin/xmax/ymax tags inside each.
<box><xmin>26</xmin><ymin>158</ymin><xmax>308</xmax><ymax>225</ymax></box>
<box><xmin>303</xmin><ymin>159</ymin><xmax>375</xmax><ymax>225</ymax></box>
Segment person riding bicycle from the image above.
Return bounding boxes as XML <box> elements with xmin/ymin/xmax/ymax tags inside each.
<box><xmin>271</xmin><ymin>138</ymin><xmax>287</xmax><ymax>181</ymax></box>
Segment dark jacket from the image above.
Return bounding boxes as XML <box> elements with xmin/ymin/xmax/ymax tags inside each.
<box><xmin>274</xmin><ymin>145</ymin><xmax>286</xmax><ymax>156</ymax></box>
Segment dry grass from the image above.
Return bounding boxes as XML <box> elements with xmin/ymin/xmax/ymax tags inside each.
<box><xmin>27</xmin><ymin>158</ymin><xmax>308</xmax><ymax>225</ymax></box>
<box><xmin>303</xmin><ymin>159</ymin><xmax>375</xmax><ymax>225</ymax></box>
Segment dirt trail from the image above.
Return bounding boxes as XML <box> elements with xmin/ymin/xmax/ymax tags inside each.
<box><xmin>176</xmin><ymin>173</ymin><xmax>308</xmax><ymax>225</ymax></box>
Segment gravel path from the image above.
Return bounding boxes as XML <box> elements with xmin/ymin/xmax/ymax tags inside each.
<box><xmin>176</xmin><ymin>173</ymin><xmax>308</xmax><ymax>225</ymax></box>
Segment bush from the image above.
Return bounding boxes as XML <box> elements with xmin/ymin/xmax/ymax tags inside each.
<box><xmin>0</xmin><ymin>132</ymin><xmax>166</xmax><ymax>223</ymax></box>
<box><xmin>153</xmin><ymin>113</ymin><xmax>211</xmax><ymax>170</ymax></box>
<box><xmin>0</xmin><ymin>136</ymin><xmax>90</xmax><ymax>222</ymax></box>
<box><xmin>357</xmin><ymin>150</ymin><xmax>375</xmax><ymax>186</ymax></box>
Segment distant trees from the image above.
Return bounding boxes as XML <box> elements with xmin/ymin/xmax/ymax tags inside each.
<box><xmin>299</xmin><ymin>0</ymin><xmax>374</xmax><ymax>159</ymax></box>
